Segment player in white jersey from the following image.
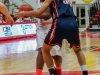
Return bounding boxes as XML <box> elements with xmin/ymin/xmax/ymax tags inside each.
<box><xmin>36</xmin><ymin>0</ymin><xmax>62</xmax><ymax>75</ymax></box>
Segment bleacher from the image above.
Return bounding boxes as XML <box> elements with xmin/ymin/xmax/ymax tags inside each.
<box><xmin>88</xmin><ymin>0</ymin><xmax>100</xmax><ymax>31</ymax></box>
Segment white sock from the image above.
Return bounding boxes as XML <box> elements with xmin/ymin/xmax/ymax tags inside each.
<box><xmin>81</xmin><ymin>65</ymin><xmax>87</xmax><ymax>71</ymax></box>
<box><xmin>48</xmin><ymin>66</ymin><xmax>55</xmax><ymax>70</ymax></box>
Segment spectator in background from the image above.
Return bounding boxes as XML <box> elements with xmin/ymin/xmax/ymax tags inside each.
<box><xmin>0</xmin><ymin>13</ymin><xmax>4</xmax><ymax>23</ymax></box>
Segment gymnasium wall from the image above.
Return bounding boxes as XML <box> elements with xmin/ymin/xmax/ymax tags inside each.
<box><xmin>0</xmin><ymin>0</ymin><xmax>95</xmax><ymax>14</ymax></box>
<box><xmin>9</xmin><ymin>0</ymin><xmax>95</xmax><ymax>11</ymax></box>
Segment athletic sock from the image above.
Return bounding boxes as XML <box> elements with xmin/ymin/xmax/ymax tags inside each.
<box><xmin>81</xmin><ymin>65</ymin><xmax>88</xmax><ymax>75</ymax></box>
<box><xmin>56</xmin><ymin>66</ymin><xmax>62</xmax><ymax>75</ymax></box>
<box><xmin>36</xmin><ymin>69</ymin><xmax>42</xmax><ymax>75</ymax></box>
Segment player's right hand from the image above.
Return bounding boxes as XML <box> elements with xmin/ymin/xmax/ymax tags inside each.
<box><xmin>41</xmin><ymin>20</ymin><xmax>48</xmax><ymax>26</ymax></box>
<box><xmin>15</xmin><ymin>11</ymin><xmax>26</xmax><ymax>18</ymax></box>
<box><xmin>5</xmin><ymin>16</ymin><xmax>14</xmax><ymax>27</ymax></box>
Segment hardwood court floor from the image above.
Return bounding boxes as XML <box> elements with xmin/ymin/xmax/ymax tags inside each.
<box><xmin>0</xmin><ymin>31</ymin><xmax>100</xmax><ymax>75</ymax></box>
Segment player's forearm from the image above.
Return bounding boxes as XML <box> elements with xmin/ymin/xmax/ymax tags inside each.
<box><xmin>24</xmin><ymin>11</ymin><xmax>38</xmax><ymax>17</ymax></box>
<box><xmin>0</xmin><ymin>2</ymin><xmax>11</xmax><ymax>18</ymax></box>
<box><xmin>36</xmin><ymin>13</ymin><xmax>50</xmax><ymax>19</ymax></box>
<box><xmin>36</xmin><ymin>8</ymin><xmax>51</xmax><ymax>19</ymax></box>
<box><xmin>24</xmin><ymin>11</ymin><xmax>50</xmax><ymax>19</ymax></box>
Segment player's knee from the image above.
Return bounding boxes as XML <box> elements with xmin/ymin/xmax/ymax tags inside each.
<box><xmin>74</xmin><ymin>48</ymin><xmax>81</xmax><ymax>53</ymax></box>
<box><xmin>72</xmin><ymin>46</ymin><xmax>81</xmax><ymax>53</ymax></box>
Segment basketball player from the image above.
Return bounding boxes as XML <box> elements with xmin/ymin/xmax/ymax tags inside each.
<box><xmin>15</xmin><ymin>0</ymin><xmax>88</xmax><ymax>75</ymax></box>
<box><xmin>35</xmin><ymin>0</ymin><xmax>62</xmax><ymax>75</ymax></box>
<box><xmin>0</xmin><ymin>2</ymin><xmax>14</xmax><ymax>26</ymax></box>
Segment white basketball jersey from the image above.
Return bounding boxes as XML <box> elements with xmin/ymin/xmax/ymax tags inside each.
<box><xmin>36</xmin><ymin>0</ymin><xmax>51</xmax><ymax>33</ymax></box>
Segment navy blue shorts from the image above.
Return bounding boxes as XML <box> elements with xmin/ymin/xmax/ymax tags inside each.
<box><xmin>44</xmin><ymin>17</ymin><xmax>80</xmax><ymax>48</ymax></box>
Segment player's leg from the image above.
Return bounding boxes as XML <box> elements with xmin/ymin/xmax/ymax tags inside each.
<box><xmin>72</xmin><ymin>46</ymin><xmax>88</xmax><ymax>75</ymax></box>
<box><xmin>52</xmin><ymin>55</ymin><xmax>62</xmax><ymax>66</ymax></box>
<box><xmin>72</xmin><ymin>33</ymin><xmax>88</xmax><ymax>75</ymax></box>
<box><xmin>67</xmin><ymin>24</ymin><xmax>88</xmax><ymax>75</ymax></box>
<box><xmin>69</xmin><ymin>34</ymin><xmax>88</xmax><ymax>75</ymax></box>
<box><xmin>67</xmin><ymin>18</ymin><xmax>88</xmax><ymax>75</ymax></box>
<box><xmin>42</xmin><ymin>43</ymin><xmax>57</xmax><ymax>75</ymax></box>
<box><xmin>69</xmin><ymin>32</ymin><xmax>88</xmax><ymax>75</ymax></box>
<box><xmin>51</xmin><ymin>46</ymin><xmax>62</xmax><ymax>75</ymax></box>
<box><xmin>36</xmin><ymin>48</ymin><xmax>44</xmax><ymax>75</ymax></box>
<box><xmin>36</xmin><ymin>31</ymin><xmax>45</xmax><ymax>75</ymax></box>
<box><xmin>52</xmin><ymin>55</ymin><xmax>62</xmax><ymax>75</ymax></box>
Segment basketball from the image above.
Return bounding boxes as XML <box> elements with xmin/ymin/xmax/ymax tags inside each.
<box><xmin>19</xmin><ymin>4</ymin><xmax>33</xmax><ymax>12</ymax></box>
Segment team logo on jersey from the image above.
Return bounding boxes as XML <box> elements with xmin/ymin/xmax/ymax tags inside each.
<box><xmin>83</xmin><ymin>0</ymin><xmax>93</xmax><ymax>3</ymax></box>
<box><xmin>63</xmin><ymin>0</ymin><xmax>72</xmax><ymax>6</ymax></box>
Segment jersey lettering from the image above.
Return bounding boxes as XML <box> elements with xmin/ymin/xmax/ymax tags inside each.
<box><xmin>63</xmin><ymin>0</ymin><xmax>72</xmax><ymax>6</ymax></box>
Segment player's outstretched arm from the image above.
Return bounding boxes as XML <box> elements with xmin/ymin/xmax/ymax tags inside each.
<box><xmin>36</xmin><ymin>8</ymin><xmax>51</xmax><ymax>19</ymax></box>
<box><xmin>0</xmin><ymin>2</ymin><xmax>14</xmax><ymax>26</ymax></box>
<box><xmin>15</xmin><ymin>0</ymin><xmax>52</xmax><ymax>18</ymax></box>
<box><xmin>0</xmin><ymin>2</ymin><xmax>11</xmax><ymax>18</ymax></box>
